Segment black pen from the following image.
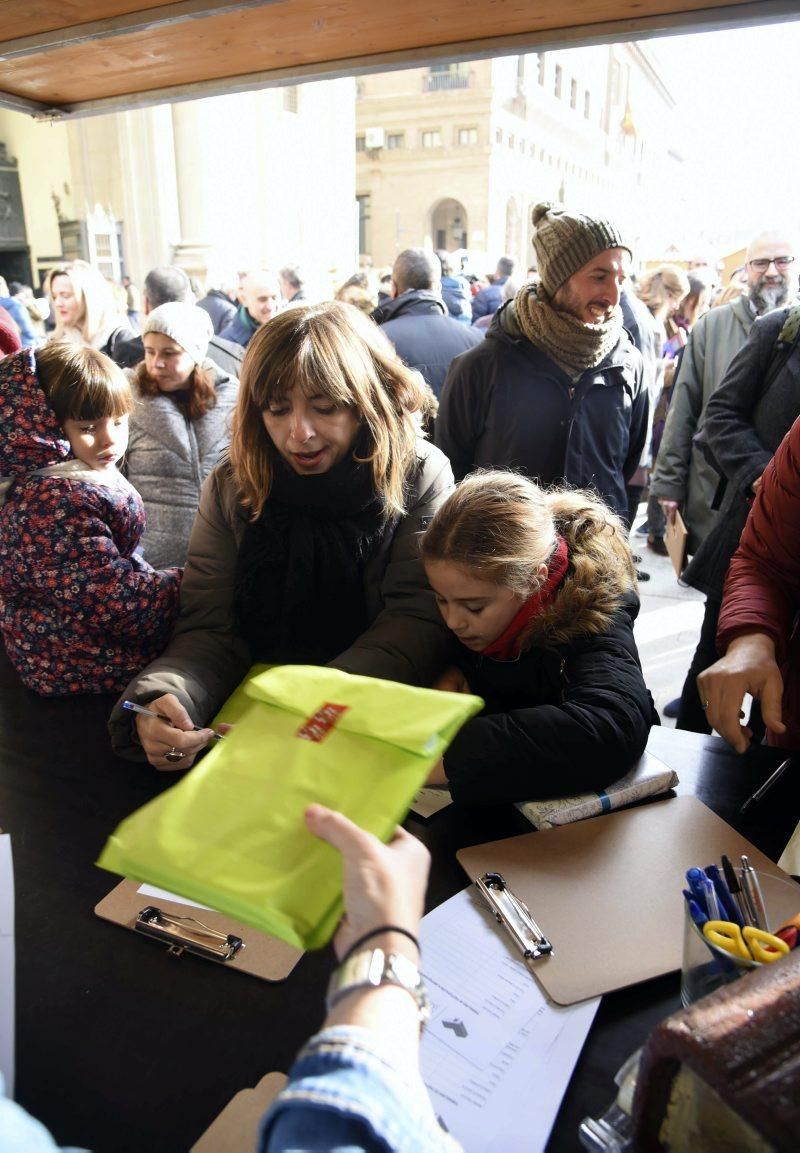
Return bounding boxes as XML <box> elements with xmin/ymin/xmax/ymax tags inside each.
<box><xmin>122</xmin><ymin>700</ymin><xmax>224</xmax><ymax>740</ymax></box>
<box><xmin>721</xmin><ymin>854</ymin><xmax>747</xmax><ymax>924</ymax></box>
<box><xmin>739</xmin><ymin>757</ymin><xmax>792</xmax><ymax>814</ymax></box>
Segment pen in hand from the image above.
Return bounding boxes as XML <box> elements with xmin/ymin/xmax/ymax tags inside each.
<box><xmin>122</xmin><ymin>700</ymin><xmax>225</xmax><ymax>740</ymax></box>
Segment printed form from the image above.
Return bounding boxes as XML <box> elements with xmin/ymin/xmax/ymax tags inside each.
<box><xmin>420</xmin><ymin>888</ymin><xmax>599</xmax><ymax>1151</ymax></box>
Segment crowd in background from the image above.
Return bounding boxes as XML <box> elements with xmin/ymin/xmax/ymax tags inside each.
<box><xmin>0</xmin><ymin>200</ymin><xmax>799</xmax><ymax>1153</ymax></box>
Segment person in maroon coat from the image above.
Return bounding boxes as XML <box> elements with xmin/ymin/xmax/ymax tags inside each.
<box><xmin>699</xmin><ymin>416</ymin><xmax>800</xmax><ymax>752</ymax></box>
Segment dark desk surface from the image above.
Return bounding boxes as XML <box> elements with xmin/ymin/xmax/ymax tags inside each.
<box><xmin>1</xmin><ymin>649</ymin><xmax>798</xmax><ymax>1153</ymax></box>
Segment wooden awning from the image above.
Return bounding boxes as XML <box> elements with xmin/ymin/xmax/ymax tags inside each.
<box><xmin>0</xmin><ymin>0</ymin><xmax>792</xmax><ymax>119</ymax></box>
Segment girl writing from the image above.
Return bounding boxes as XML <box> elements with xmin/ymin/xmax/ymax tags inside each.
<box><xmin>0</xmin><ymin>344</ymin><xmax>181</xmax><ymax>695</ymax></box>
<box><xmin>421</xmin><ymin>472</ymin><xmax>656</xmax><ymax>804</ymax></box>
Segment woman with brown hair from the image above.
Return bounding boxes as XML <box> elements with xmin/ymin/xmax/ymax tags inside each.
<box><xmin>109</xmin><ymin>301</ymin><xmax>453</xmax><ymax>767</ymax></box>
<box><xmin>124</xmin><ymin>302</ymin><xmax>238</xmax><ymax>568</ymax></box>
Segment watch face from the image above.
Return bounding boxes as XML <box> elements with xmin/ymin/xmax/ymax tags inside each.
<box><xmin>328</xmin><ymin>948</ymin><xmax>430</xmax><ymax>1025</ymax></box>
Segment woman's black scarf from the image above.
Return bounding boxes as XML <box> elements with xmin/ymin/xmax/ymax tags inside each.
<box><xmin>235</xmin><ymin>450</ymin><xmax>392</xmax><ymax>665</ymax></box>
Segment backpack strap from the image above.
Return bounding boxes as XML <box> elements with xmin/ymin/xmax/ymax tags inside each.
<box><xmin>758</xmin><ymin>302</ymin><xmax>800</xmax><ymax>402</ymax></box>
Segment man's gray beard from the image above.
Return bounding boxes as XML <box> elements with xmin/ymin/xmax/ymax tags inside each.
<box><xmin>749</xmin><ymin>276</ymin><xmax>790</xmax><ymax>316</ymax></box>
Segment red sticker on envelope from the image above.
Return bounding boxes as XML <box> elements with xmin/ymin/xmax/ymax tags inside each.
<box><xmin>296</xmin><ymin>703</ymin><xmax>350</xmax><ymax>742</ymax></box>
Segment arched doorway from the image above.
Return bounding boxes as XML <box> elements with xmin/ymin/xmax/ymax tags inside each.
<box><xmin>430</xmin><ymin>198</ymin><xmax>468</xmax><ymax>251</ymax></box>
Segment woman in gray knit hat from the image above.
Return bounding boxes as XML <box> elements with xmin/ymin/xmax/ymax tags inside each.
<box><xmin>124</xmin><ymin>301</ymin><xmax>239</xmax><ymax>567</ymax></box>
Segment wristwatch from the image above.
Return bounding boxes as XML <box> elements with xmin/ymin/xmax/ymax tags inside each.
<box><xmin>326</xmin><ymin>947</ymin><xmax>431</xmax><ymax>1027</ymax></box>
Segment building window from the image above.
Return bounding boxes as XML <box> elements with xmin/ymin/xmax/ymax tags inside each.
<box><xmin>425</xmin><ymin>63</ymin><xmax>470</xmax><ymax>91</ymax></box>
<box><xmin>496</xmin><ymin>127</ymin><xmax>503</xmax><ymax>144</ymax></box>
<box><xmin>536</xmin><ymin>52</ymin><xmax>546</xmax><ymax>85</ymax></box>
<box><xmin>530</xmin><ymin>142</ymin><xmax>536</xmax><ymax>157</ymax></box>
<box><xmin>519</xmin><ymin>138</ymin><xmax>525</xmax><ymax>152</ymax></box>
<box><xmin>357</xmin><ymin>194</ymin><xmax>371</xmax><ymax>255</ymax></box>
<box><xmin>508</xmin><ymin>133</ymin><xmax>515</xmax><ymax>149</ymax></box>
<box><xmin>570</xmin><ymin>78</ymin><xmax>578</xmax><ymax>109</ymax></box>
<box><xmin>584</xmin><ymin>90</ymin><xmax>591</xmax><ymax>119</ymax></box>
<box><xmin>283</xmin><ymin>85</ymin><xmax>299</xmax><ymax>113</ymax></box>
<box><xmin>554</xmin><ymin>65</ymin><xmax>563</xmax><ymax>98</ymax></box>
<box><xmin>355</xmin><ymin>135</ymin><xmax>366</xmax><ymax>153</ymax></box>
<box><xmin>421</xmin><ymin>129</ymin><xmax>442</xmax><ymax>148</ymax></box>
<box><xmin>457</xmin><ymin>126</ymin><xmax>478</xmax><ymax>145</ymax></box>
<box><xmin>386</xmin><ymin>132</ymin><xmax>404</xmax><ymax>149</ymax></box>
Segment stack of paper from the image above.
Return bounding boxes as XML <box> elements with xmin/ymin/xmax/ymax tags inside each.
<box><xmin>516</xmin><ymin>751</ymin><xmax>678</xmax><ymax>830</ymax></box>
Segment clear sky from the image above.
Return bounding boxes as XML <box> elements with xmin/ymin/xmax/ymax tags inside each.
<box><xmin>647</xmin><ymin>15</ymin><xmax>800</xmax><ymax>250</ymax></box>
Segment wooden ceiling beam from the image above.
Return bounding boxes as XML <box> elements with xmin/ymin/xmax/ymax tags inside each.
<box><xmin>0</xmin><ymin>0</ymin><xmax>274</xmax><ymax>62</ymax></box>
<box><xmin>0</xmin><ymin>0</ymin><xmax>795</xmax><ymax>119</ymax></box>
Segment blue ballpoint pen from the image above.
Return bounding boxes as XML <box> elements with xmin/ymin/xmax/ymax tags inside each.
<box><xmin>705</xmin><ymin>863</ymin><xmax>742</xmax><ymax>926</ymax></box>
<box><xmin>686</xmin><ymin>867</ymin><xmax>711</xmax><ymax>917</ymax></box>
<box><xmin>122</xmin><ymin>700</ymin><xmax>225</xmax><ymax>740</ymax></box>
<box><xmin>701</xmin><ymin>874</ymin><xmax>721</xmax><ymax>921</ymax></box>
<box><xmin>684</xmin><ymin>895</ymin><xmax>708</xmax><ymax>930</ymax></box>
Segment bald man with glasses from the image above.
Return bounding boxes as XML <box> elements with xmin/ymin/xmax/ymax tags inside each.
<box><xmin>652</xmin><ymin>230</ymin><xmax>796</xmax><ymax>559</ymax></box>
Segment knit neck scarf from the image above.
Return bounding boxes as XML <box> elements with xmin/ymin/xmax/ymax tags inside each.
<box><xmin>234</xmin><ymin>448</ymin><xmax>392</xmax><ymax>665</ymax></box>
<box><xmin>481</xmin><ymin>537</ymin><xmax>570</xmax><ymax>661</ymax></box>
<box><xmin>512</xmin><ymin>283</ymin><xmax>622</xmax><ymax>378</ymax></box>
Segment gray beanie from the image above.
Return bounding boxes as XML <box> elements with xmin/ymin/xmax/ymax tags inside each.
<box><xmin>531</xmin><ymin>202</ymin><xmax>631</xmax><ymax>297</ymax></box>
<box><xmin>142</xmin><ymin>302</ymin><xmax>213</xmax><ymax>365</ymax></box>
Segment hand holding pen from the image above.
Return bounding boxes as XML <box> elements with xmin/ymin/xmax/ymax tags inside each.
<box><xmin>123</xmin><ymin>696</ymin><xmax>225</xmax><ymax>771</ymax></box>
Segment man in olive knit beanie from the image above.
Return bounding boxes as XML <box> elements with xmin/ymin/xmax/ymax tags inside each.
<box><xmin>435</xmin><ymin>201</ymin><xmax>648</xmax><ymax>525</ymax></box>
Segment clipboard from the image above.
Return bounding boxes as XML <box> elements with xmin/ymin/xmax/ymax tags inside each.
<box><xmin>665</xmin><ymin>508</ymin><xmax>688</xmax><ymax>576</ymax></box>
<box><xmin>457</xmin><ymin>795</ymin><xmax>800</xmax><ymax>1005</ymax></box>
<box><xmin>95</xmin><ymin>879</ymin><xmax>302</xmax><ymax>982</ymax></box>
<box><xmin>191</xmin><ymin>1072</ymin><xmax>287</xmax><ymax>1152</ymax></box>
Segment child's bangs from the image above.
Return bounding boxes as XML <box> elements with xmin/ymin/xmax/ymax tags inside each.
<box><xmin>67</xmin><ymin>366</ymin><xmax>134</xmax><ymax>421</ymax></box>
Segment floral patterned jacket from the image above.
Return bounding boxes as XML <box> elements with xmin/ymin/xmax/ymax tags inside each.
<box><xmin>0</xmin><ymin>348</ymin><xmax>181</xmax><ymax>696</ymax></box>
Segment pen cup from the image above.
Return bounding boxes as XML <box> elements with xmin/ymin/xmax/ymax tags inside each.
<box><xmin>680</xmin><ymin>869</ymin><xmax>800</xmax><ymax>1007</ymax></box>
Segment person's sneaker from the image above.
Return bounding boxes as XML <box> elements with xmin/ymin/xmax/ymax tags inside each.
<box><xmin>635</xmin><ymin>523</ymin><xmax>649</xmax><ymax>534</ymax></box>
<box><xmin>647</xmin><ymin>534</ymin><xmax>669</xmax><ymax>557</ymax></box>
<box><xmin>662</xmin><ymin>697</ymin><xmax>680</xmax><ymax>718</ymax></box>
<box><xmin>636</xmin><ymin>569</ymin><xmax>651</xmax><ymax>582</ymax></box>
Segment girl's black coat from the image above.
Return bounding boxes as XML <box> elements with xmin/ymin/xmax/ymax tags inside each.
<box><xmin>443</xmin><ymin>589</ymin><xmax>656</xmax><ymax>805</ymax></box>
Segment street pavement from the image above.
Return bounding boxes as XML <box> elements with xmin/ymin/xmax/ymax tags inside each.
<box><xmin>630</xmin><ymin>522</ymin><xmax>705</xmax><ymax>728</ymax></box>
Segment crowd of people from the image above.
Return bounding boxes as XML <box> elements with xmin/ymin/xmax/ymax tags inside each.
<box><xmin>0</xmin><ymin>200</ymin><xmax>798</xmax><ymax>1152</ymax></box>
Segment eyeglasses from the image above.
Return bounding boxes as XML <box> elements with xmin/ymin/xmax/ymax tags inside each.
<box><xmin>747</xmin><ymin>256</ymin><xmax>795</xmax><ymax>272</ymax></box>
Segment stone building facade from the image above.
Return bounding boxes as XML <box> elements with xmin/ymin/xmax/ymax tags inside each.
<box><xmin>355</xmin><ymin>45</ymin><xmax>682</xmax><ymax>273</ymax></box>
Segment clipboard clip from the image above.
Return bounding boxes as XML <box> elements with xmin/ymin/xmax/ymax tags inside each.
<box><xmin>135</xmin><ymin>905</ymin><xmax>244</xmax><ymax>963</ymax></box>
<box><xmin>475</xmin><ymin>872</ymin><xmax>553</xmax><ymax>961</ymax></box>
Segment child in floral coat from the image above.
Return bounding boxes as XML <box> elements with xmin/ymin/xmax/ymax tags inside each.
<box><xmin>0</xmin><ymin>344</ymin><xmax>181</xmax><ymax>695</ymax></box>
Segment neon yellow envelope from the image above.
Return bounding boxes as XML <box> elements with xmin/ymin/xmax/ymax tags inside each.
<box><xmin>98</xmin><ymin>665</ymin><xmax>482</xmax><ymax>950</ymax></box>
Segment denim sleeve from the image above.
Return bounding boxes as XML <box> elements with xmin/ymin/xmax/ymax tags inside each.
<box><xmin>259</xmin><ymin>1026</ymin><xmax>461</xmax><ymax>1153</ymax></box>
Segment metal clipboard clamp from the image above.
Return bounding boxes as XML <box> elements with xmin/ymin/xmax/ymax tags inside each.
<box><xmin>135</xmin><ymin>905</ymin><xmax>245</xmax><ymax>963</ymax></box>
<box><xmin>475</xmin><ymin>872</ymin><xmax>553</xmax><ymax>960</ymax></box>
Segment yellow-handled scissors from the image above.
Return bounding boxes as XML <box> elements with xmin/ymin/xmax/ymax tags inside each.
<box><xmin>703</xmin><ymin>920</ymin><xmax>790</xmax><ymax>964</ymax></box>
